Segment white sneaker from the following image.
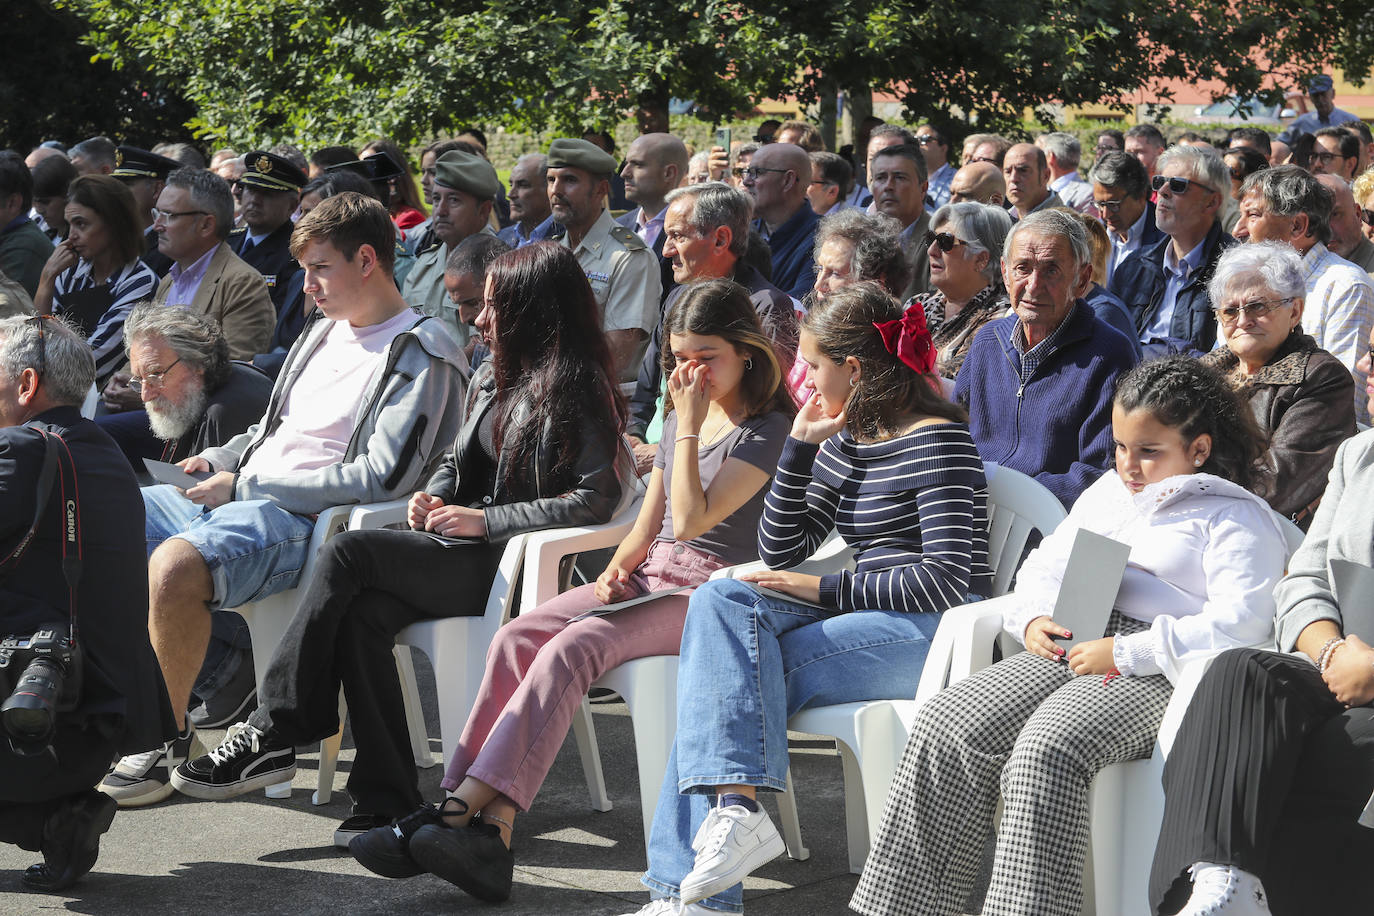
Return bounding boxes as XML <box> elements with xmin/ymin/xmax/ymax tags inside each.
<box><xmin>98</xmin><ymin>726</ymin><xmax>206</xmax><ymax>807</ymax></box>
<box><xmin>1177</xmin><ymin>862</ymin><xmax>1272</xmax><ymax>915</ymax></box>
<box><xmin>616</xmin><ymin>899</ymin><xmax>714</xmax><ymax>916</ymax></box>
<box><xmin>678</xmin><ymin>803</ymin><xmax>784</xmax><ymax>906</ymax></box>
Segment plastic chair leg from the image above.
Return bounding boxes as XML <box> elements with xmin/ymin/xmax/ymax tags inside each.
<box><xmin>775</xmin><ymin>769</ymin><xmax>811</xmax><ymax>861</ymax></box>
<box><xmin>313</xmin><ymin>691</ymin><xmax>346</xmax><ymax>805</ymax></box>
<box><xmin>572</xmin><ymin>699</ymin><xmax>613</xmax><ymax>812</ymax></box>
<box><xmin>394</xmin><ymin>645</ymin><xmax>435</xmax><ymax>768</ymax></box>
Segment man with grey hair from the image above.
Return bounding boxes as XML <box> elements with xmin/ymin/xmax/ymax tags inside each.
<box><xmin>1089</xmin><ymin>151</ymin><xmax>1162</xmax><ymax>305</ymax></box>
<box><xmin>625</xmin><ymin>181</ymin><xmax>797</xmax><ymax>471</ymax></box>
<box><xmin>101</xmin><ymin>304</ymin><xmax>274</xmax><ymax>730</ymax></box>
<box><xmin>1122</xmin><ymin>146</ymin><xmax>1234</xmax><ymax>353</ymax></box>
<box><xmin>954</xmin><ymin>209</ymin><xmax>1137</xmax><ymax>506</ymax></box>
<box><xmin>68</xmin><ymin>137</ymin><xmax>117</xmax><ymax>176</ymax></box>
<box><xmin>497</xmin><ymin>154</ymin><xmax>556</xmax><ymax>249</ymax></box>
<box><xmin>0</xmin><ymin>315</ymin><xmax>169</xmax><ymax>891</ymax></box>
<box><xmin>1036</xmin><ymin>132</ymin><xmax>1094</xmax><ymax>213</ymax></box>
<box><xmin>1234</xmin><ymin>165</ymin><xmax>1374</xmax><ymax>422</ymax></box>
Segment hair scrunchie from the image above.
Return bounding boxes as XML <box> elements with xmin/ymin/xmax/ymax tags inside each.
<box><xmin>873</xmin><ymin>304</ymin><xmax>936</xmax><ymax>375</ymax></box>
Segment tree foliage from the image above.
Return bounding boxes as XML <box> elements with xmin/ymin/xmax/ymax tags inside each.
<box><xmin>50</xmin><ymin>0</ymin><xmax>1374</xmax><ymax>150</ymax></box>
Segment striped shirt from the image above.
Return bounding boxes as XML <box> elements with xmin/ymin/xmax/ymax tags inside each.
<box><xmin>759</xmin><ymin>423</ymin><xmax>991</xmax><ymax>613</ymax></box>
<box><xmin>53</xmin><ymin>258</ymin><xmax>159</xmax><ymax>384</ymax></box>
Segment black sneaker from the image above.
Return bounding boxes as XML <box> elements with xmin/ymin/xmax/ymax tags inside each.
<box><xmin>348</xmin><ymin>798</ymin><xmax>467</xmax><ymax>875</ymax></box>
<box><xmin>409</xmin><ymin>818</ymin><xmax>514</xmax><ymax>902</ymax></box>
<box><xmin>189</xmin><ymin>651</ymin><xmax>258</xmax><ymax>729</ymax></box>
<box><xmin>22</xmin><ymin>790</ymin><xmax>117</xmax><ymax>891</ymax></box>
<box><xmin>335</xmin><ymin>814</ymin><xmax>392</xmax><ymax>851</ymax></box>
<box><xmin>169</xmin><ymin>722</ymin><xmax>295</xmax><ymax>800</ymax></box>
<box><xmin>98</xmin><ymin>725</ymin><xmax>205</xmax><ymax>807</ymax></box>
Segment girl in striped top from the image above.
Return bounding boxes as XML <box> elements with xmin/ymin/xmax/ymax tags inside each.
<box><xmin>630</xmin><ymin>282</ymin><xmax>991</xmax><ymax>916</ymax></box>
<box><xmin>34</xmin><ymin>176</ymin><xmax>159</xmax><ymax>386</ymax></box>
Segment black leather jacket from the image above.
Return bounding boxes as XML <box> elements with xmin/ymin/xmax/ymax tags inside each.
<box><xmin>422</xmin><ymin>360</ymin><xmax>632</xmax><ymax>543</ymax></box>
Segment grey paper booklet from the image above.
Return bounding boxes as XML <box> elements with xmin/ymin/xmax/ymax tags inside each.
<box><xmin>1049</xmin><ymin>528</ymin><xmax>1132</xmax><ymax>650</ymax></box>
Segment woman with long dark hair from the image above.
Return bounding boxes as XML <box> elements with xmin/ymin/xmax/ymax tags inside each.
<box><xmin>347</xmin><ymin>277</ymin><xmax>796</xmax><ymax>903</ymax></box>
<box><xmin>33</xmin><ymin>175</ymin><xmax>158</xmax><ymax>385</ymax></box>
<box><xmin>166</xmin><ymin>242</ymin><xmax>631</xmax><ymax>846</ymax></box>
<box><xmin>629</xmin><ymin>281</ymin><xmax>993</xmax><ymax>915</ymax></box>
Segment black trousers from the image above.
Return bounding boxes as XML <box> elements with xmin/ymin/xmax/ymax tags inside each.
<box><xmin>1150</xmin><ymin>648</ymin><xmax>1374</xmax><ymax>915</ymax></box>
<box><xmin>248</xmin><ymin>527</ymin><xmax>501</xmax><ymax>818</ymax></box>
<box><xmin>0</xmin><ymin>723</ymin><xmax>118</xmax><ymax>851</ymax></box>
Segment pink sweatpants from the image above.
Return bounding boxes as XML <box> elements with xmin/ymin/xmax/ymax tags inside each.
<box><xmin>440</xmin><ymin>539</ymin><xmax>726</xmax><ymax>810</ymax></box>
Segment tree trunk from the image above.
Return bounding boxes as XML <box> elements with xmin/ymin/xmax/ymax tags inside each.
<box><xmin>847</xmin><ymin>85</ymin><xmax>873</xmax><ymax>152</ymax></box>
<box><xmin>818</xmin><ymin>78</ymin><xmax>838</xmax><ymax>152</ymax></box>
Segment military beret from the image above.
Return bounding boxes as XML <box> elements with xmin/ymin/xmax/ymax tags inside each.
<box><xmin>433</xmin><ymin>150</ymin><xmax>500</xmax><ymax>200</ymax></box>
<box><xmin>547</xmin><ymin>138</ymin><xmax>617</xmax><ymax>178</ymax></box>
<box><xmin>238</xmin><ymin>150</ymin><xmax>308</xmax><ymax>192</ymax></box>
<box><xmin>111</xmin><ymin>146</ymin><xmax>181</xmax><ymax>181</ymax></box>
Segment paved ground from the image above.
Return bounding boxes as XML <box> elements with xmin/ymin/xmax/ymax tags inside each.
<box><xmin>0</xmin><ymin>656</ymin><xmax>864</xmax><ymax>915</ymax></box>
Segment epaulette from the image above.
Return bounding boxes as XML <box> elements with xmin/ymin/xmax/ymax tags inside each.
<box><xmin>419</xmin><ymin>241</ymin><xmax>444</xmax><ymax>256</ymax></box>
<box><xmin>609</xmin><ymin>224</ymin><xmax>647</xmax><ymax>251</ymax></box>
<box><xmin>548</xmin><ymin>227</ymin><xmax>567</xmax><ymax>241</ymax></box>
<box><xmin>228</xmin><ymin>226</ymin><xmax>247</xmax><ymax>240</ymax></box>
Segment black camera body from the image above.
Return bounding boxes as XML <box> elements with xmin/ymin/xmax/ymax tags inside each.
<box><xmin>0</xmin><ymin>624</ymin><xmax>82</xmax><ymax>754</ymax></box>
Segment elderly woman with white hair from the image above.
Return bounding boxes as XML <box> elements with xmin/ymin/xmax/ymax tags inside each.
<box><xmin>1199</xmin><ymin>241</ymin><xmax>1355</xmax><ymax>529</ymax></box>
<box><xmin>907</xmin><ymin>201</ymin><xmax>1013</xmax><ymax>377</ymax></box>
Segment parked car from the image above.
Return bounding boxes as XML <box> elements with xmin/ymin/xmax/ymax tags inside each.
<box><xmin>1188</xmin><ymin>93</ymin><xmax>1309</xmax><ymax>126</ymax></box>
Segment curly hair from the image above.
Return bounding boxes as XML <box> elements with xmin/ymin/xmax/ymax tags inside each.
<box><xmin>1113</xmin><ymin>356</ymin><xmax>1265</xmax><ymax>490</ymax></box>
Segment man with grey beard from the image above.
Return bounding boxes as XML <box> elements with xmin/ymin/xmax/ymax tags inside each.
<box><xmin>112</xmin><ymin>304</ymin><xmax>275</xmax><ymax>730</ymax></box>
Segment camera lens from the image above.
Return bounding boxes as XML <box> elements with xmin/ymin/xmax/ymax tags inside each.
<box><xmin>1</xmin><ymin>657</ymin><xmax>62</xmax><ymax>739</ymax></box>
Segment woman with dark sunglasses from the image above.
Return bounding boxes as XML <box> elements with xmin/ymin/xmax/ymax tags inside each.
<box><xmin>907</xmin><ymin>201</ymin><xmax>1013</xmax><ymax>378</ymax></box>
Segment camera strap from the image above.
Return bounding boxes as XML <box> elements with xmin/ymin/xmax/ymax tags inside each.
<box><xmin>0</xmin><ymin>427</ymin><xmax>82</xmax><ymax>643</ymax></box>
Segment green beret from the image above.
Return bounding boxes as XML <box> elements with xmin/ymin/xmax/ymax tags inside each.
<box><xmin>547</xmin><ymin>138</ymin><xmax>617</xmax><ymax>178</ymax></box>
<box><xmin>433</xmin><ymin>150</ymin><xmax>500</xmax><ymax>200</ymax></box>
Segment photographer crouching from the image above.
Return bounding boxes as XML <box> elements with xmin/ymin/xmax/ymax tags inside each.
<box><xmin>0</xmin><ymin>315</ymin><xmax>173</xmax><ymax>890</ymax></box>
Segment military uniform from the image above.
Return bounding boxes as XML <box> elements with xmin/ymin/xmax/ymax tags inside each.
<box><xmin>557</xmin><ymin>208</ymin><xmax>661</xmax><ymax>381</ymax></box>
<box><xmin>230</xmin><ymin>151</ymin><xmax>307</xmax><ymax>314</ymax></box>
<box><xmin>401</xmin><ymin>225</ymin><xmax>498</xmax><ymax>347</ymax></box>
<box><xmin>113</xmin><ymin>146</ymin><xmax>179</xmax><ymax>278</ymax></box>
<box><xmin>400</xmin><ymin>149</ymin><xmax>502</xmax><ymax>348</ymax></box>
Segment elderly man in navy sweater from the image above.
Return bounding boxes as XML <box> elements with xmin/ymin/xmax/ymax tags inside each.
<box><xmin>954</xmin><ymin>209</ymin><xmax>1138</xmax><ymax>507</ymax></box>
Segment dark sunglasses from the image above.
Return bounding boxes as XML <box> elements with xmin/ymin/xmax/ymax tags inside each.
<box><xmin>1151</xmin><ymin>174</ymin><xmax>1217</xmax><ymax>196</ymax></box>
<box><xmin>924</xmin><ymin>231</ymin><xmax>968</xmax><ymax>253</ymax></box>
<box><xmin>26</xmin><ymin>314</ymin><xmax>52</xmax><ymax>380</ymax></box>
<box><xmin>1361</xmin><ymin>208</ymin><xmax>1374</xmax><ymax>227</ymax></box>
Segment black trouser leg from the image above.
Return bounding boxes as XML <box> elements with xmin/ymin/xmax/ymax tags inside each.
<box><xmin>250</xmin><ymin>527</ymin><xmax>499</xmax><ymax>815</ymax></box>
<box><xmin>1150</xmin><ymin>648</ymin><xmax>1345</xmax><ymax>914</ymax></box>
<box><xmin>0</xmin><ymin>725</ymin><xmax>118</xmax><ymax>851</ymax></box>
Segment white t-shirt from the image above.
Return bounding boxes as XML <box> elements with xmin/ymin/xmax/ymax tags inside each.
<box><xmin>241</xmin><ymin>308</ymin><xmax>419</xmax><ymax>479</ymax></box>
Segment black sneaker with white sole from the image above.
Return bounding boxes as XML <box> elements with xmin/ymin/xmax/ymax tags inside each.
<box><xmin>336</xmin><ymin>814</ymin><xmax>393</xmax><ymax>851</ymax></box>
<box><xmin>170</xmin><ymin>722</ymin><xmax>296</xmax><ymax>800</ymax></box>
<box><xmin>98</xmin><ymin>726</ymin><xmax>205</xmax><ymax>807</ymax></box>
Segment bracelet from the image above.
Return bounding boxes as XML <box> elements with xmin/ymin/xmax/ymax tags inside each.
<box><xmin>1318</xmin><ymin>636</ymin><xmax>1346</xmax><ymax>673</ymax></box>
<box><xmin>675</xmin><ymin>434</ymin><xmax>699</xmax><ymax>443</ymax></box>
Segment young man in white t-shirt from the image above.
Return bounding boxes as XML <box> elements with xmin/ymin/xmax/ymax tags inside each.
<box><xmin>101</xmin><ymin>192</ymin><xmax>469</xmax><ymax>807</ymax></box>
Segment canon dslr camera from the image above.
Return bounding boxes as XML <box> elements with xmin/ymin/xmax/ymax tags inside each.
<box><xmin>0</xmin><ymin>624</ymin><xmax>81</xmax><ymax>755</ymax></box>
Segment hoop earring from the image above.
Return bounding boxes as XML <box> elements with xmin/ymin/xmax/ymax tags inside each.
<box><xmin>744</xmin><ymin>357</ymin><xmax>753</xmax><ymax>370</ymax></box>
<box><xmin>849</xmin><ymin>376</ymin><xmax>858</xmax><ymax>388</ymax></box>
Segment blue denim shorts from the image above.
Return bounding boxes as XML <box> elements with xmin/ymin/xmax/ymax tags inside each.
<box><xmin>143</xmin><ymin>484</ymin><xmax>316</xmax><ymax>611</ymax></box>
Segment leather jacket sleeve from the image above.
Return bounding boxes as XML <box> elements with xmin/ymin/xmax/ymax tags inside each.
<box><xmin>483</xmin><ymin>422</ymin><xmax>630</xmax><ymax>544</ymax></box>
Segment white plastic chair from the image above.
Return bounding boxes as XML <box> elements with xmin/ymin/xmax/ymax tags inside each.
<box><xmin>232</xmin><ymin>498</ymin><xmax>417</xmax><ymax>803</ymax></box>
<box><xmin>728</xmin><ymin>462</ymin><xmax>1068</xmax><ymax>871</ymax></box>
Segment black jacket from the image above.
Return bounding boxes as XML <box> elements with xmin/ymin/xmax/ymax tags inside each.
<box><xmin>0</xmin><ymin>407</ymin><xmax>174</xmax><ymax>755</ymax></box>
<box><xmin>228</xmin><ymin>220</ymin><xmax>300</xmax><ymax>313</ymax></box>
<box><xmin>423</xmin><ymin>361</ymin><xmax>632</xmax><ymax>543</ymax></box>
<box><xmin>1112</xmin><ymin>220</ymin><xmax>1234</xmax><ymax>354</ymax></box>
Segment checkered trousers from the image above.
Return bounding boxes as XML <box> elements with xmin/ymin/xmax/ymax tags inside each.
<box><xmin>849</xmin><ymin>613</ymin><xmax>1173</xmax><ymax>916</ymax></box>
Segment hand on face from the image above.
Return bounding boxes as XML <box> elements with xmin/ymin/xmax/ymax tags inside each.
<box><xmin>668</xmin><ymin>359</ymin><xmax>712</xmax><ymax>433</ymax></box>
<box><xmin>790</xmin><ymin>391</ymin><xmax>847</xmax><ymax>444</ymax></box>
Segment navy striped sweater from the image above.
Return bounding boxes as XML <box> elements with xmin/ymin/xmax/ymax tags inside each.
<box><xmin>758</xmin><ymin>423</ymin><xmax>992</xmax><ymax>613</ymax></box>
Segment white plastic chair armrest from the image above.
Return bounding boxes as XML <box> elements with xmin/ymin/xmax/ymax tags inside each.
<box><xmin>347</xmin><ymin>498</ymin><xmax>409</xmax><ymax>531</ymax></box>
<box><xmin>1155</xmin><ymin>655</ymin><xmax>1218</xmax><ymax>758</ymax></box>
<box><xmin>914</xmin><ymin>594</ymin><xmax>1022</xmax><ymax>704</ymax></box>
<box><xmin>521</xmin><ymin>498</ymin><xmax>643</xmax><ymax>608</ymax></box>
<box><xmin>708</xmin><ymin>532</ymin><xmax>854</xmax><ymax>582</ymax></box>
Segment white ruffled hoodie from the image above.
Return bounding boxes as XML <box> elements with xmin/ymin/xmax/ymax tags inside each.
<box><xmin>1003</xmin><ymin>470</ymin><xmax>1291</xmax><ymax>685</ymax></box>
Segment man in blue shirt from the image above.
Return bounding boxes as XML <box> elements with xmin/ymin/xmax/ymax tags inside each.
<box><xmin>1279</xmin><ymin>75</ymin><xmax>1361</xmax><ymax>147</ymax></box>
<box><xmin>743</xmin><ymin>142</ymin><xmax>819</xmax><ymax>300</ymax></box>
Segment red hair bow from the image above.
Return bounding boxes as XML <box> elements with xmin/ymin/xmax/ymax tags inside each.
<box><xmin>873</xmin><ymin>303</ymin><xmax>936</xmax><ymax>375</ymax></box>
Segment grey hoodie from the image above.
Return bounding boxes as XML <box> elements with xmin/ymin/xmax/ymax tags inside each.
<box><xmin>200</xmin><ymin>310</ymin><xmax>468</xmax><ymax>516</ymax></box>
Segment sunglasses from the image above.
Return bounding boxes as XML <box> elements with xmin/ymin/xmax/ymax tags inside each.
<box><xmin>1361</xmin><ymin>208</ymin><xmax>1374</xmax><ymax>227</ymax></box>
<box><xmin>925</xmin><ymin>231</ymin><xmax>968</xmax><ymax>253</ymax></box>
<box><xmin>26</xmin><ymin>314</ymin><xmax>52</xmax><ymax>380</ymax></box>
<box><xmin>1214</xmin><ymin>297</ymin><xmax>1294</xmax><ymax>323</ymax></box>
<box><xmin>1151</xmin><ymin>175</ymin><xmax>1218</xmax><ymax>196</ymax></box>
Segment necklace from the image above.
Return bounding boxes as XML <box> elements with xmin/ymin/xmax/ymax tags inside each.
<box><xmin>697</xmin><ymin>412</ymin><xmax>736</xmax><ymax>448</ymax></box>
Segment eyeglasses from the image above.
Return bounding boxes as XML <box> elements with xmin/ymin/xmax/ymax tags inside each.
<box><xmin>1313</xmin><ymin>151</ymin><xmax>1351</xmax><ymax>165</ymax></box>
<box><xmin>739</xmin><ymin>167</ymin><xmax>791</xmax><ymax>181</ymax></box>
<box><xmin>1095</xmin><ymin>144</ymin><xmax>1120</xmax><ymax>154</ymax></box>
<box><xmin>924</xmin><ymin>231</ymin><xmax>968</xmax><ymax>252</ymax></box>
<box><xmin>915</xmin><ymin>136</ymin><xmax>941</xmax><ymax>147</ymax></box>
<box><xmin>1093</xmin><ymin>198</ymin><xmax>1126</xmax><ymax>213</ymax></box>
<box><xmin>1361</xmin><ymin>208</ymin><xmax>1374</xmax><ymax>227</ymax></box>
<box><xmin>26</xmin><ymin>315</ymin><xmax>51</xmax><ymax>381</ymax></box>
<box><xmin>151</xmin><ymin>208</ymin><xmax>209</xmax><ymax>224</ymax></box>
<box><xmin>1151</xmin><ymin>175</ymin><xmax>1217</xmax><ymax>196</ymax></box>
<box><xmin>129</xmin><ymin>358</ymin><xmax>182</xmax><ymax>394</ymax></box>
<box><xmin>1214</xmin><ymin>297</ymin><xmax>1295</xmax><ymax>322</ymax></box>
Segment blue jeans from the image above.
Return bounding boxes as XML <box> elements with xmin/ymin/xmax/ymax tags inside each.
<box><xmin>143</xmin><ymin>484</ymin><xmax>316</xmax><ymax>611</ymax></box>
<box><xmin>642</xmin><ymin>578</ymin><xmax>944</xmax><ymax>912</ymax></box>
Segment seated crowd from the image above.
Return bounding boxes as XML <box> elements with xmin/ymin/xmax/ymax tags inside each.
<box><xmin>2</xmin><ymin>89</ymin><xmax>1374</xmax><ymax>916</ymax></box>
